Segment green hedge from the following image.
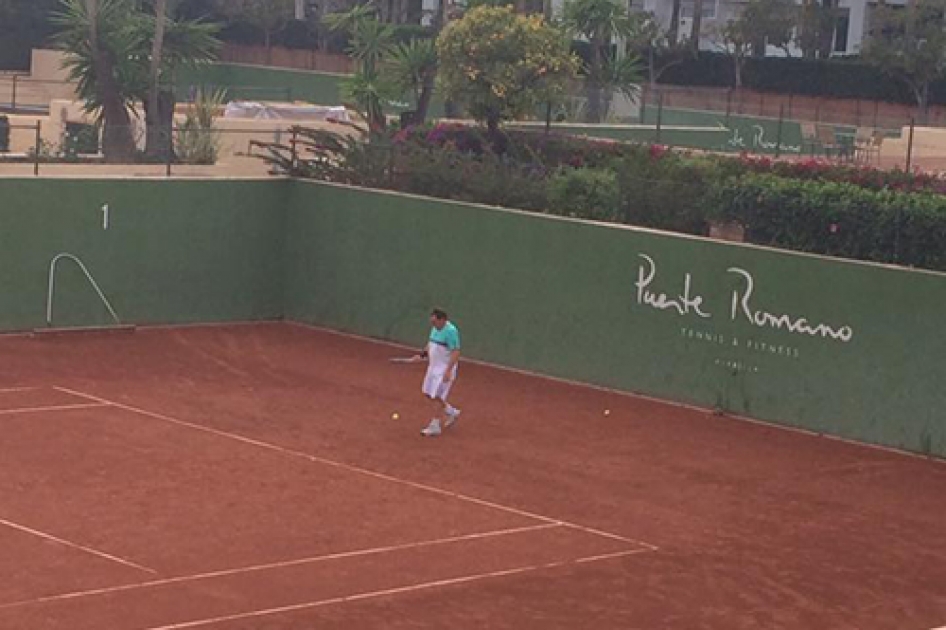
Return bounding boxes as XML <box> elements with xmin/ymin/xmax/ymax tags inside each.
<box><xmin>657</xmin><ymin>52</ymin><xmax>946</xmax><ymax>105</ymax></box>
<box><xmin>268</xmin><ymin>124</ymin><xmax>946</xmax><ymax>272</ymax></box>
<box><xmin>708</xmin><ymin>173</ymin><xmax>946</xmax><ymax>271</ymax></box>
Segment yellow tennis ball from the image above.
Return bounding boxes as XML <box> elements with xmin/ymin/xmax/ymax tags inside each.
<box><xmin>603</xmin><ymin>409</ymin><xmax>611</xmax><ymax>416</ymax></box>
<box><xmin>392</xmin><ymin>412</ymin><xmax>399</xmax><ymax>420</ymax></box>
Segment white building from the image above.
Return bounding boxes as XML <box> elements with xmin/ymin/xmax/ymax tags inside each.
<box><xmin>561</xmin><ymin>0</ymin><xmax>906</xmax><ymax>57</ymax></box>
<box><xmin>299</xmin><ymin>0</ymin><xmax>902</xmax><ymax>58</ymax></box>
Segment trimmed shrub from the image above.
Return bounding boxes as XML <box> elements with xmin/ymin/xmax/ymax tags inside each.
<box><xmin>654</xmin><ymin>51</ymin><xmax>946</xmax><ymax>105</ymax></box>
<box><xmin>612</xmin><ymin>146</ymin><xmax>717</xmax><ymax>234</ymax></box>
<box><xmin>548</xmin><ymin>168</ymin><xmax>621</xmax><ymax>221</ymax></box>
<box><xmin>708</xmin><ymin>173</ymin><xmax>946</xmax><ymax>271</ymax></box>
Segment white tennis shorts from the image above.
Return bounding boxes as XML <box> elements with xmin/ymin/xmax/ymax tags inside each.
<box><xmin>422</xmin><ymin>363</ymin><xmax>457</xmax><ymax>401</ymax></box>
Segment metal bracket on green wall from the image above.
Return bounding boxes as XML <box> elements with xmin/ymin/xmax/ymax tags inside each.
<box><xmin>44</xmin><ymin>253</ymin><xmax>125</xmax><ymax>330</ymax></box>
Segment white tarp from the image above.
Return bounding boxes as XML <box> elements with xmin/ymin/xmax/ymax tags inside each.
<box><xmin>223</xmin><ymin>101</ymin><xmax>350</xmax><ymax>122</ymax></box>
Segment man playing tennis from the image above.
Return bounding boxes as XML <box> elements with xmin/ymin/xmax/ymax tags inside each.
<box><xmin>418</xmin><ymin>308</ymin><xmax>462</xmax><ymax>437</ymax></box>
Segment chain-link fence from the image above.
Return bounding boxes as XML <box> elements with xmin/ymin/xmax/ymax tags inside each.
<box><xmin>635</xmin><ymin>86</ymin><xmax>937</xmax><ymax>171</ymax></box>
<box><xmin>0</xmin><ymin>76</ymin><xmax>295</xmax><ymax>114</ymax></box>
<box><xmin>0</xmin><ymin>122</ymin><xmax>287</xmax><ymax>177</ymax></box>
<box><xmin>3</xmin><ymin>74</ymin><xmax>945</xmax><ymax>174</ymax></box>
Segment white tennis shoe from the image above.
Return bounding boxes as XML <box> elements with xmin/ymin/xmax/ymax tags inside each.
<box><xmin>444</xmin><ymin>407</ymin><xmax>461</xmax><ymax>429</ymax></box>
<box><xmin>421</xmin><ymin>419</ymin><xmax>442</xmax><ymax>437</ymax></box>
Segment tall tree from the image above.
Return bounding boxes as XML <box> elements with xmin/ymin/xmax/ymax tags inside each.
<box><xmin>864</xmin><ymin>0</ymin><xmax>946</xmax><ymax>122</ymax></box>
<box><xmin>689</xmin><ymin>0</ymin><xmax>703</xmax><ymax>52</ymax></box>
<box><xmin>53</xmin><ymin>0</ymin><xmax>139</xmax><ymax>161</ymax></box>
<box><xmin>325</xmin><ymin>4</ymin><xmax>396</xmax><ymax>132</ymax></box>
<box><xmin>147</xmin><ymin>0</ymin><xmax>169</xmax><ymax>156</ymax></box>
<box><xmin>138</xmin><ymin>1</ymin><xmax>220</xmax><ymax>158</ymax></box>
<box><xmin>740</xmin><ymin>0</ymin><xmax>795</xmax><ymax>57</ymax></box>
<box><xmin>628</xmin><ymin>11</ymin><xmax>689</xmax><ymax>88</ymax></box>
<box><xmin>796</xmin><ymin>0</ymin><xmax>837</xmax><ymax>59</ymax></box>
<box><xmin>562</xmin><ymin>0</ymin><xmax>638</xmax><ymax>122</ymax></box>
<box><xmin>387</xmin><ymin>38</ymin><xmax>438</xmax><ymax>124</ymax></box>
<box><xmin>668</xmin><ymin>0</ymin><xmax>681</xmax><ymax>43</ymax></box>
<box><xmin>437</xmin><ymin>6</ymin><xmax>577</xmax><ymax>133</ymax></box>
<box><xmin>714</xmin><ymin>16</ymin><xmax>751</xmax><ymax>87</ymax></box>
<box><xmin>216</xmin><ymin>0</ymin><xmax>294</xmax><ymax>61</ymax></box>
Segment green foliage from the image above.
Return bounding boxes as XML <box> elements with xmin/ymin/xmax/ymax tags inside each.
<box><xmin>739</xmin><ymin>0</ymin><xmax>795</xmax><ymax>56</ymax></box>
<box><xmin>437</xmin><ymin>6</ymin><xmax>578</xmax><ymax>129</ymax></box>
<box><xmin>214</xmin><ymin>0</ymin><xmax>294</xmax><ymax>45</ymax></box>
<box><xmin>796</xmin><ymin>0</ymin><xmax>838</xmax><ymax>60</ymax></box>
<box><xmin>325</xmin><ymin>5</ymin><xmax>396</xmax><ymax>132</ymax></box>
<box><xmin>386</xmin><ymin>38</ymin><xmax>438</xmax><ymax>123</ymax></box>
<box><xmin>561</xmin><ymin>0</ymin><xmax>641</xmax><ymax>122</ymax></box>
<box><xmin>258</xmin><ymin>121</ymin><xmax>946</xmax><ymax>272</ymax></box>
<box><xmin>175</xmin><ymin>87</ymin><xmax>226</xmax><ymax>164</ymax></box>
<box><xmin>708</xmin><ymin>173</ymin><xmax>946</xmax><ymax>271</ymax></box>
<box><xmin>51</xmin><ymin>0</ymin><xmax>220</xmax><ymax>160</ymax></box>
<box><xmin>52</xmin><ymin>0</ymin><xmax>143</xmax><ymax>114</ymax></box>
<box><xmin>62</xmin><ymin>121</ymin><xmax>100</xmax><ymax>157</ymax></box>
<box><xmin>548</xmin><ymin>167</ymin><xmax>620</xmax><ymax>221</ymax></box>
<box><xmin>863</xmin><ymin>0</ymin><xmax>946</xmax><ymax>117</ymax></box>
<box><xmin>393</xmin><ymin>146</ymin><xmax>550</xmax><ymax>209</ymax></box>
<box><xmin>611</xmin><ymin>147</ymin><xmax>715</xmax><ymax>234</ymax></box>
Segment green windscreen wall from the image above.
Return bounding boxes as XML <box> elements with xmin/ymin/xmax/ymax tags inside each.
<box><xmin>1</xmin><ymin>176</ymin><xmax>942</xmax><ymax>457</ymax></box>
<box><xmin>0</xmin><ymin>178</ymin><xmax>287</xmax><ymax>330</ymax></box>
<box><xmin>286</xmin><ymin>181</ymin><xmax>946</xmax><ymax>457</ymax></box>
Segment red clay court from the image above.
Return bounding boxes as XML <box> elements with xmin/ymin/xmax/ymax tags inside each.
<box><xmin>0</xmin><ymin>323</ymin><xmax>943</xmax><ymax>630</ymax></box>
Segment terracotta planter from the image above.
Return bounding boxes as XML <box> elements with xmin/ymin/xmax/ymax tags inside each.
<box><xmin>708</xmin><ymin>220</ymin><xmax>746</xmax><ymax>242</ymax></box>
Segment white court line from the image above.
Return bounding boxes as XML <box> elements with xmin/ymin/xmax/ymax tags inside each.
<box><xmin>54</xmin><ymin>386</ymin><xmax>658</xmax><ymax>552</ymax></box>
<box><xmin>0</xmin><ymin>403</ymin><xmax>109</xmax><ymax>416</ymax></box>
<box><xmin>0</xmin><ymin>523</ymin><xmax>560</xmax><ymax>610</ymax></box>
<box><xmin>0</xmin><ymin>387</ymin><xmax>41</xmax><ymax>393</ymax></box>
<box><xmin>0</xmin><ymin>518</ymin><xmax>156</xmax><ymax>575</ymax></box>
<box><xmin>141</xmin><ymin>547</ymin><xmax>651</xmax><ymax>630</ymax></box>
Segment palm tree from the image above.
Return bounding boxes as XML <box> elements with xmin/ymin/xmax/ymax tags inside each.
<box><xmin>52</xmin><ymin>0</ymin><xmax>140</xmax><ymax>162</ymax></box>
<box><xmin>562</xmin><ymin>0</ymin><xmax>639</xmax><ymax>122</ymax></box>
<box><xmin>147</xmin><ymin>0</ymin><xmax>169</xmax><ymax>157</ymax></box>
<box><xmin>387</xmin><ymin>38</ymin><xmax>438</xmax><ymax>125</ymax></box>
<box><xmin>138</xmin><ymin>5</ymin><xmax>220</xmax><ymax>158</ymax></box>
<box><xmin>326</xmin><ymin>5</ymin><xmax>396</xmax><ymax>132</ymax></box>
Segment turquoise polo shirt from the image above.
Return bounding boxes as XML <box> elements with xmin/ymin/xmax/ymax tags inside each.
<box><xmin>430</xmin><ymin>322</ymin><xmax>461</xmax><ymax>351</ymax></box>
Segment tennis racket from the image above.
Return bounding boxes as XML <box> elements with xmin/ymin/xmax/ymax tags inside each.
<box><xmin>389</xmin><ymin>355</ymin><xmax>423</xmax><ymax>364</ymax></box>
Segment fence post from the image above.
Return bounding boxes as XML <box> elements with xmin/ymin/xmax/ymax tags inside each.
<box><xmin>12</xmin><ymin>75</ymin><xmax>18</xmax><ymax>112</ymax></box>
<box><xmin>640</xmin><ymin>84</ymin><xmax>647</xmax><ymax>124</ymax></box>
<box><xmin>787</xmin><ymin>92</ymin><xmax>794</xmax><ymax>119</ymax></box>
<box><xmin>655</xmin><ymin>91</ymin><xmax>663</xmax><ymax>144</ymax></box>
<box><xmin>725</xmin><ymin>88</ymin><xmax>733</xmax><ymax>125</ymax></box>
<box><xmin>775</xmin><ymin>104</ymin><xmax>784</xmax><ymax>159</ymax></box>
<box><xmin>32</xmin><ymin>120</ymin><xmax>43</xmax><ymax>176</ymax></box>
<box><xmin>906</xmin><ymin>117</ymin><xmax>915</xmax><ymax>172</ymax></box>
<box><xmin>165</xmin><ymin>127</ymin><xmax>173</xmax><ymax>177</ymax></box>
<box><xmin>291</xmin><ymin>127</ymin><xmax>299</xmax><ymax>168</ymax></box>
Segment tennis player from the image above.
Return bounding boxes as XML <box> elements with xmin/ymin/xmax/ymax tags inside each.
<box><xmin>418</xmin><ymin>308</ymin><xmax>462</xmax><ymax>437</ymax></box>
